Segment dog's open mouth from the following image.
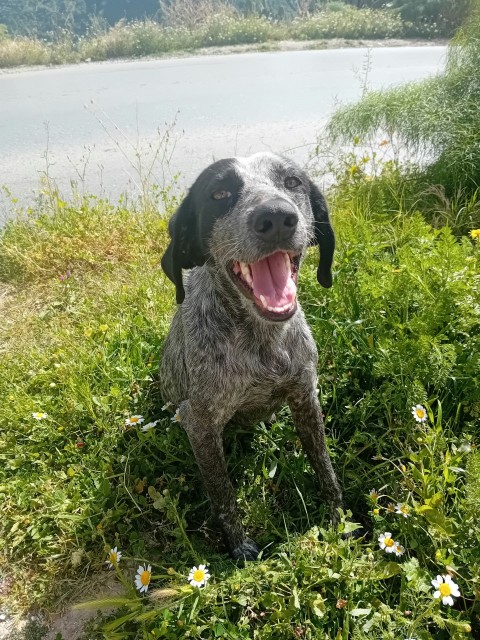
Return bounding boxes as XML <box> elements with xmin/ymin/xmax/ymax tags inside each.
<box><xmin>230</xmin><ymin>251</ymin><xmax>300</xmax><ymax>321</ymax></box>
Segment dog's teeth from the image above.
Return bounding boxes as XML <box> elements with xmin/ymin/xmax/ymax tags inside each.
<box><xmin>259</xmin><ymin>295</ymin><xmax>268</xmax><ymax>308</ymax></box>
<box><xmin>266</xmin><ymin>303</ymin><xmax>294</xmax><ymax>314</ymax></box>
<box><xmin>240</xmin><ymin>262</ymin><xmax>253</xmax><ymax>286</ymax></box>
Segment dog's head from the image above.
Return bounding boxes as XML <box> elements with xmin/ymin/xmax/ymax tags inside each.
<box><xmin>161</xmin><ymin>152</ymin><xmax>335</xmax><ymax>322</ymax></box>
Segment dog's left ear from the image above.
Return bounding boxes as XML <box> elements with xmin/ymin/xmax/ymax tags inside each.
<box><xmin>161</xmin><ymin>191</ymin><xmax>206</xmax><ymax>304</ymax></box>
<box><xmin>307</xmin><ymin>180</ymin><xmax>335</xmax><ymax>288</ymax></box>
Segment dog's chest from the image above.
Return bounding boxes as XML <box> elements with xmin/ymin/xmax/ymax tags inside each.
<box><xmin>229</xmin><ymin>338</ymin><xmax>298</xmax><ymax>410</ymax></box>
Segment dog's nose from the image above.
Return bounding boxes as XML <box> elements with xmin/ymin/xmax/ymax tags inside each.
<box><xmin>251</xmin><ymin>200</ymin><xmax>298</xmax><ymax>241</ymax></box>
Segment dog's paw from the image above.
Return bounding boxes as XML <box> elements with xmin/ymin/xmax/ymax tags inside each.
<box><xmin>230</xmin><ymin>537</ymin><xmax>260</xmax><ymax>563</ymax></box>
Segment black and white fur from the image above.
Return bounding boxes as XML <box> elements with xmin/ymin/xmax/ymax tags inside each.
<box><xmin>160</xmin><ymin>152</ymin><xmax>342</xmax><ymax>561</ymax></box>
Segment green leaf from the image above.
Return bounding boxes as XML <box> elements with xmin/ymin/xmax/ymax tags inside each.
<box><xmin>341</xmin><ymin>521</ymin><xmax>363</xmax><ymax>534</ymax></box>
<box><xmin>368</xmin><ymin>561</ymin><xmax>402</xmax><ymax>580</ymax></box>
<box><xmin>422</xmin><ymin>507</ymin><xmax>455</xmax><ymax>536</ymax></box>
<box><xmin>311</xmin><ymin>595</ymin><xmax>326</xmax><ymax>618</ymax></box>
<box><xmin>75</xmin><ymin>597</ymin><xmax>140</xmax><ymax>611</ymax></box>
<box><xmin>350</xmin><ymin>607</ymin><xmax>372</xmax><ymax>617</ymax></box>
<box><xmin>292</xmin><ymin>586</ymin><xmax>300</xmax><ymax>609</ymax></box>
<box><xmin>268</xmin><ymin>460</ymin><xmax>278</xmax><ymax>478</ymax></box>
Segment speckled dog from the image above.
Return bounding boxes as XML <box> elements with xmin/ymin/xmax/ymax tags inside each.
<box><xmin>160</xmin><ymin>152</ymin><xmax>343</xmax><ymax>561</ymax></box>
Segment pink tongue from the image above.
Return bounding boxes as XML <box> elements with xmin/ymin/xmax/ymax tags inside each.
<box><xmin>250</xmin><ymin>252</ymin><xmax>296</xmax><ymax>309</ymax></box>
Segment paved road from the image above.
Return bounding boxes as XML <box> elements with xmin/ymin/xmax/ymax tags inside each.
<box><xmin>0</xmin><ymin>46</ymin><xmax>446</xmax><ymax>214</ymax></box>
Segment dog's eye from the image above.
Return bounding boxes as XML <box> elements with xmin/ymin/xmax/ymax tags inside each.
<box><xmin>284</xmin><ymin>176</ymin><xmax>302</xmax><ymax>189</ymax></box>
<box><xmin>212</xmin><ymin>189</ymin><xmax>232</xmax><ymax>200</ymax></box>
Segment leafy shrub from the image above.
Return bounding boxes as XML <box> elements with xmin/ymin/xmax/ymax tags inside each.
<box><xmin>159</xmin><ymin>0</ymin><xmax>237</xmax><ymax>29</ymax></box>
<box><xmin>391</xmin><ymin>0</ymin><xmax>471</xmax><ymax>37</ymax></box>
<box><xmin>0</xmin><ymin>37</ymin><xmax>51</xmax><ymax>67</ymax></box>
<box><xmin>291</xmin><ymin>7</ymin><xmax>404</xmax><ymax>40</ymax></box>
<box><xmin>197</xmin><ymin>13</ymin><xmax>280</xmax><ymax>46</ymax></box>
<box><xmin>324</xmin><ymin>0</ymin><xmax>349</xmax><ymax>11</ymax></box>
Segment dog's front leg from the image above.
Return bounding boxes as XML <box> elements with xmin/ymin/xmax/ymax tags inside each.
<box><xmin>288</xmin><ymin>384</ymin><xmax>343</xmax><ymax>522</ymax></box>
<box><xmin>179</xmin><ymin>400</ymin><xmax>259</xmax><ymax>562</ymax></box>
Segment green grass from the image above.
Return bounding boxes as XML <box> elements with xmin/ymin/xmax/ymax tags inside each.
<box><xmin>0</xmin><ymin>8</ymin><xmax>422</xmax><ymax>69</ymax></box>
<box><xmin>0</xmin><ymin>168</ymin><xmax>479</xmax><ymax>638</ymax></box>
<box><xmin>326</xmin><ymin>0</ymin><xmax>480</xmax><ymax>226</ymax></box>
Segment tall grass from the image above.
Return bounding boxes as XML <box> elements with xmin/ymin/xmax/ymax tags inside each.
<box><xmin>0</xmin><ymin>8</ymin><xmax>422</xmax><ymax>69</ymax></box>
<box><xmin>326</xmin><ymin>1</ymin><xmax>480</xmax><ymax>224</ymax></box>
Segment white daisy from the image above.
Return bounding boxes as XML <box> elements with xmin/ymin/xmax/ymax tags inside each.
<box><xmin>141</xmin><ymin>420</ymin><xmax>159</xmax><ymax>432</ymax></box>
<box><xmin>378</xmin><ymin>532</ymin><xmax>396</xmax><ymax>553</ymax></box>
<box><xmin>432</xmin><ymin>574</ymin><xmax>460</xmax><ymax>606</ymax></box>
<box><xmin>395</xmin><ymin>503</ymin><xmax>411</xmax><ymax>518</ymax></box>
<box><xmin>393</xmin><ymin>542</ymin><xmax>405</xmax><ymax>557</ymax></box>
<box><xmin>412</xmin><ymin>404</ymin><xmax>427</xmax><ymax>423</ymax></box>
<box><xmin>135</xmin><ymin>564</ymin><xmax>152</xmax><ymax>593</ymax></box>
<box><xmin>188</xmin><ymin>564</ymin><xmax>210</xmax><ymax>588</ymax></box>
<box><xmin>32</xmin><ymin>412</ymin><xmax>48</xmax><ymax>420</ymax></box>
<box><xmin>106</xmin><ymin>547</ymin><xmax>122</xmax><ymax>568</ymax></box>
<box><xmin>171</xmin><ymin>408</ymin><xmax>181</xmax><ymax>423</ymax></box>
<box><xmin>125</xmin><ymin>415</ymin><xmax>144</xmax><ymax>427</ymax></box>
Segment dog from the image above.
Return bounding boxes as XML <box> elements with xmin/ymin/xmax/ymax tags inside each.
<box><xmin>159</xmin><ymin>152</ymin><xmax>343</xmax><ymax>561</ymax></box>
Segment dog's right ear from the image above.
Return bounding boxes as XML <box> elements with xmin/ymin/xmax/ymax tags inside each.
<box><xmin>307</xmin><ymin>180</ymin><xmax>335</xmax><ymax>289</ymax></box>
<box><xmin>161</xmin><ymin>192</ymin><xmax>206</xmax><ymax>304</ymax></box>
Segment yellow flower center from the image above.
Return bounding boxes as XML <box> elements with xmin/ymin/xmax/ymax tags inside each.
<box><xmin>439</xmin><ymin>583</ymin><xmax>452</xmax><ymax>597</ymax></box>
<box><xmin>109</xmin><ymin>552</ymin><xmax>117</xmax><ymax>564</ymax></box>
<box><xmin>140</xmin><ymin>570</ymin><xmax>151</xmax><ymax>586</ymax></box>
<box><xmin>193</xmin><ymin>569</ymin><xmax>205</xmax><ymax>582</ymax></box>
<box><xmin>130</xmin><ymin>417</ymin><xmax>139</xmax><ymax>424</ymax></box>
<box><xmin>401</xmin><ymin>505</ymin><xmax>409</xmax><ymax>514</ymax></box>
<box><xmin>415</xmin><ymin>408</ymin><xmax>425</xmax><ymax>418</ymax></box>
<box><xmin>384</xmin><ymin>537</ymin><xmax>394</xmax><ymax>547</ymax></box>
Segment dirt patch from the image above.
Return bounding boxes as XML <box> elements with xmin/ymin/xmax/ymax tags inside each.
<box><xmin>0</xmin><ymin>572</ymin><xmax>125</xmax><ymax>640</ymax></box>
<box><xmin>44</xmin><ymin>573</ymin><xmax>125</xmax><ymax>640</ymax></box>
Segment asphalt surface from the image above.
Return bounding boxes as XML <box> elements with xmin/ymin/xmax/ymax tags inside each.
<box><xmin>0</xmin><ymin>46</ymin><xmax>447</xmax><ymax>214</ymax></box>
